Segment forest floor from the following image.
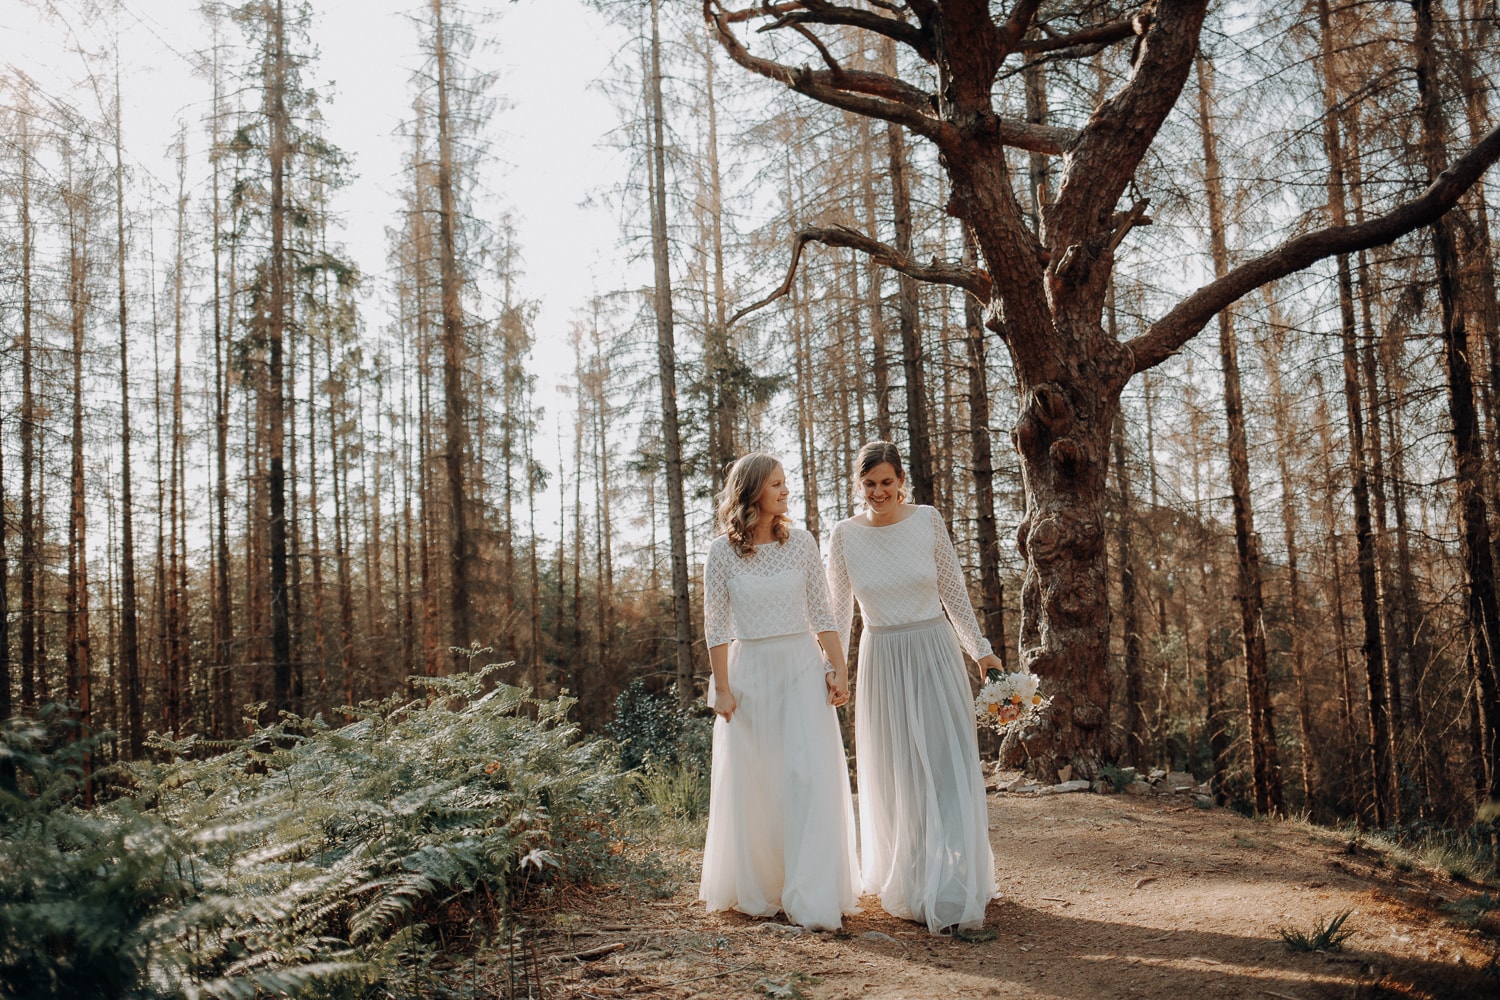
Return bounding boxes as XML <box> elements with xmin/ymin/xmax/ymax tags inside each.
<box><xmin>504</xmin><ymin>776</ymin><xmax>1500</xmax><ymax>1000</ymax></box>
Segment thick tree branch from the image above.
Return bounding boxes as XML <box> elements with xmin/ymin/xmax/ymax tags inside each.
<box><xmin>995</xmin><ymin>117</ymin><xmax>1075</xmax><ymax>155</ymax></box>
<box><xmin>755</xmin><ymin>1</ymin><xmax>935</xmax><ymax>61</ymax></box>
<box><xmin>708</xmin><ymin>2</ymin><xmax>1078</xmax><ymax>156</ymax></box>
<box><xmin>997</xmin><ymin>0</ymin><xmax>1044</xmax><ymax>54</ymax></box>
<box><xmin>1128</xmin><ymin>123</ymin><xmax>1500</xmax><ymax>373</ymax></box>
<box><xmin>1019</xmin><ymin>16</ymin><xmax>1144</xmax><ymax>54</ymax></box>
<box><xmin>728</xmin><ymin>225</ymin><xmax>991</xmax><ymax>328</ymax></box>
<box><xmin>706</xmin><ymin>1</ymin><xmax>953</xmax><ymax>143</ymax></box>
<box><xmin>1051</xmin><ymin>0</ymin><xmax>1206</xmax><ymax>241</ymax></box>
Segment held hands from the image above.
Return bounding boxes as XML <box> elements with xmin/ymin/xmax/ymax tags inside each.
<box><xmin>825</xmin><ymin>669</ymin><xmax>850</xmax><ymax>709</ymax></box>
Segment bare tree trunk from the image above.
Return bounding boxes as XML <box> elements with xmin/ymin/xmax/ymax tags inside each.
<box><xmin>859</xmin><ymin>115</ymin><xmax>891</xmax><ymax>443</ymax></box>
<box><xmin>1112</xmin><ymin>407</ymin><xmax>1145</xmax><ymax>767</ymax></box>
<box><xmin>703</xmin><ymin>32</ymin><xmax>735</xmax><ymax>491</ymax></box>
<box><xmin>886</xmin><ymin>113</ymin><xmax>934</xmax><ymax>505</ymax></box>
<box><xmin>19</xmin><ymin>108</ymin><xmax>37</xmax><ymax>713</ymax></box>
<box><xmin>338</xmin><ymin>372</ymin><xmax>355</xmax><ymax>707</ymax></box>
<box><xmin>265</xmin><ymin>0</ymin><xmax>295</xmax><ymax>716</ymax></box>
<box><xmin>525</xmin><ymin>394</ymin><xmax>542</xmax><ymax>683</ymax></box>
<box><xmin>792</xmin><ymin>227</ymin><xmax>820</xmax><ymax>535</ymax></box>
<box><xmin>169</xmin><ymin>139</ymin><xmax>190</xmax><ymax>734</ymax></box>
<box><xmin>64</xmin><ymin>163</ymin><xmax>93</xmax><ymax>759</ymax></box>
<box><xmin>430</xmin><ymin>0</ymin><xmax>475</xmax><ymax>661</ymax></box>
<box><xmin>1022</xmin><ymin>52</ymin><xmax>1049</xmax><ymax>232</ymax></box>
<box><xmin>646</xmin><ymin>0</ymin><xmax>695</xmax><ymax>704</ymax></box>
<box><xmin>1262</xmin><ymin>287</ymin><xmax>1318</xmax><ymax>816</ymax></box>
<box><xmin>1414</xmin><ymin>0</ymin><xmax>1500</xmax><ymax>802</ymax></box>
<box><xmin>399</xmin><ymin>315</ymin><xmax>416</xmax><ymax>685</ymax></box>
<box><xmin>964</xmin><ymin>228</ymin><xmax>1006</xmax><ymax>663</ymax></box>
<box><xmin>1377</xmin><ymin>277</ymin><xmax>1438</xmax><ymax>809</ymax></box>
<box><xmin>0</xmin><ymin>409</ymin><xmax>8</xmax><ymax>722</ymax></box>
<box><xmin>1348</xmin><ymin>143</ymin><xmax>1407</xmax><ymax>752</ymax></box>
<box><xmin>1196</xmin><ymin>56</ymin><xmax>1283</xmax><ymax>815</ymax></box>
<box><xmin>1314</xmin><ymin>0</ymin><xmax>1394</xmax><ymax>825</ymax></box>
<box><xmin>1453</xmin><ymin>2</ymin><xmax>1500</xmax><ymax>529</ymax></box>
<box><xmin>306</xmin><ymin>287</ymin><xmax>328</xmax><ymax>710</ymax></box>
<box><xmin>592</xmin><ymin>346</ymin><xmax>614</xmax><ymax>669</ymax></box>
<box><xmin>1185</xmin><ymin>358</ymin><xmax>1229</xmax><ymax>799</ymax></box>
<box><xmin>1315</xmin><ymin>383</ymin><xmax>1365</xmax><ymax>818</ymax></box>
<box><xmin>112</xmin><ymin>60</ymin><xmax>143</xmax><ymax>753</ymax></box>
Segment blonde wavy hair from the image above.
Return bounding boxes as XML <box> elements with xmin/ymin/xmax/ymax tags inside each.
<box><xmin>717</xmin><ymin>452</ymin><xmax>792</xmax><ymax>557</ymax></box>
<box><xmin>852</xmin><ymin>440</ymin><xmax>908</xmax><ymax>508</ymax></box>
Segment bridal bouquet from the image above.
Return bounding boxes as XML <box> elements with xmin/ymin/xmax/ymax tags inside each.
<box><xmin>975</xmin><ymin>671</ymin><xmax>1049</xmax><ymax>732</ymax></box>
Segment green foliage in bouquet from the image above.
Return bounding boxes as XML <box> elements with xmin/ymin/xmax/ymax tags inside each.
<box><xmin>1</xmin><ymin>666</ymin><xmax>628</xmax><ymax>999</ymax></box>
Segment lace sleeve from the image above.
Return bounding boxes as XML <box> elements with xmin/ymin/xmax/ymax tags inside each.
<box><xmin>703</xmin><ymin>539</ymin><xmax>734</xmax><ymax>648</ymax></box>
<box><xmin>800</xmin><ymin>531</ymin><xmax>837</xmax><ymax>635</ymax></box>
<box><xmin>826</xmin><ymin>522</ymin><xmax>855</xmax><ymax>656</ymax></box>
<box><xmin>931</xmin><ymin>507</ymin><xmax>994</xmax><ymax>662</ymax></box>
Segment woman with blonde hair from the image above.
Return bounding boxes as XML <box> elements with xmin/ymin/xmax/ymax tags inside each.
<box><xmin>698</xmin><ymin>453</ymin><xmax>860</xmax><ymax>930</ymax></box>
<box><xmin>828</xmin><ymin>441</ymin><xmax>1002</xmax><ymax>934</ymax></box>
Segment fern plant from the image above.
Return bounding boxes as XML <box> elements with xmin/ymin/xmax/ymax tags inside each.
<box><xmin>0</xmin><ymin>713</ymin><xmax>199</xmax><ymax>999</ymax></box>
<box><xmin>2</xmin><ymin>667</ymin><xmax>631</xmax><ymax>998</ymax></box>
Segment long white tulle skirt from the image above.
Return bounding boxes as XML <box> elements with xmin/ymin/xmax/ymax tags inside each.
<box><xmin>699</xmin><ymin>632</ymin><xmax>861</xmax><ymax>930</ymax></box>
<box><xmin>855</xmin><ymin>616</ymin><xmax>996</xmax><ymax>932</ymax></box>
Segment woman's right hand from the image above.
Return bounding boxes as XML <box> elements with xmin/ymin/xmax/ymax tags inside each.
<box><xmin>714</xmin><ymin>688</ymin><xmax>737</xmax><ymax>722</ymax></box>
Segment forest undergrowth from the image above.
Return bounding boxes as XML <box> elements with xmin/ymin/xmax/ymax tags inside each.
<box><xmin>0</xmin><ymin>663</ymin><xmax>694</xmax><ymax>1000</ymax></box>
<box><xmin>6</xmin><ymin>678</ymin><xmax>1499</xmax><ymax>999</ymax></box>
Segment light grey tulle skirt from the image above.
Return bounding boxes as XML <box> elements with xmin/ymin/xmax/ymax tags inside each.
<box><xmin>854</xmin><ymin>616</ymin><xmax>996</xmax><ymax>932</ymax></box>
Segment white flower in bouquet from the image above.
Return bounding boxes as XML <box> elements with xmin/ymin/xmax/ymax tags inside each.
<box><xmin>974</xmin><ymin>671</ymin><xmax>1048</xmax><ymax>732</ymax></box>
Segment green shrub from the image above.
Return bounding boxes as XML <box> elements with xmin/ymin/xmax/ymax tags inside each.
<box><xmin>607</xmin><ymin>680</ymin><xmax>713</xmax><ymax>830</ymax></box>
<box><xmin>607</xmin><ymin>679</ymin><xmax>710</xmax><ymax>771</ymax></box>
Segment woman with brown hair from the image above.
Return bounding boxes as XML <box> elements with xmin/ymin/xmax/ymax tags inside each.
<box><xmin>828</xmin><ymin>441</ymin><xmax>1002</xmax><ymax>934</ymax></box>
<box><xmin>698</xmin><ymin>453</ymin><xmax>860</xmax><ymax>930</ymax></box>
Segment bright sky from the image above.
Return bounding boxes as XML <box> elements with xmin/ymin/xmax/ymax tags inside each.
<box><xmin>4</xmin><ymin>0</ymin><xmax>641</xmax><ymax>509</ymax></box>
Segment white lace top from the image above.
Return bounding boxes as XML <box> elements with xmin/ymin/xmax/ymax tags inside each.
<box><xmin>827</xmin><ymin>505</ymin><xmax>994</xmax><ymax>662</ymax></box>
<box><xmin>703</xmin><ymin>528</ymin><xmax>839</xmax><ymax>647</ymax></box>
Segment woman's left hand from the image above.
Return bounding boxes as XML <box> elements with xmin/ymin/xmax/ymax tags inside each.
<box><xmin>976</xmin><ymin>653</ymin><xmax>1004</xmax><ymax>682</ymax></box>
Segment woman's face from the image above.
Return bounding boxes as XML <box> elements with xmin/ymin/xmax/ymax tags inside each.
<box><xmin>861</xmin><ymin>462</ymin><xmax>903</xmax><ymax>513</ymax></box>
<box><xmin>754</xmin><ymin>464</ymin><xmax>790</xmax><ymax>518</ymax></box>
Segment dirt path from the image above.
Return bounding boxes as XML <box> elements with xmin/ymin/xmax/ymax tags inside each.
<box><xmin>532</xmin><ymin>784</ymin><xmax>1499</xmax><ymax>1000</ymax></box>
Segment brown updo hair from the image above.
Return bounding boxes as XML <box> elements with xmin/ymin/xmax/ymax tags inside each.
<box><xmin>852</xmin><ymin>440</ymin><xmax>908</xmax><ymax>508</ymax></box>
<box><xmin>717</xmin><ymin>452</ymin><xmax>792</xmax><ymax>557</ymax></box>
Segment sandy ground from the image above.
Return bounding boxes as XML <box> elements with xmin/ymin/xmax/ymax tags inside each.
<box><xmin>519</xmin><ymin>785</ymin><xmax>1500</xmax><ymax>1000</ymax></box>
